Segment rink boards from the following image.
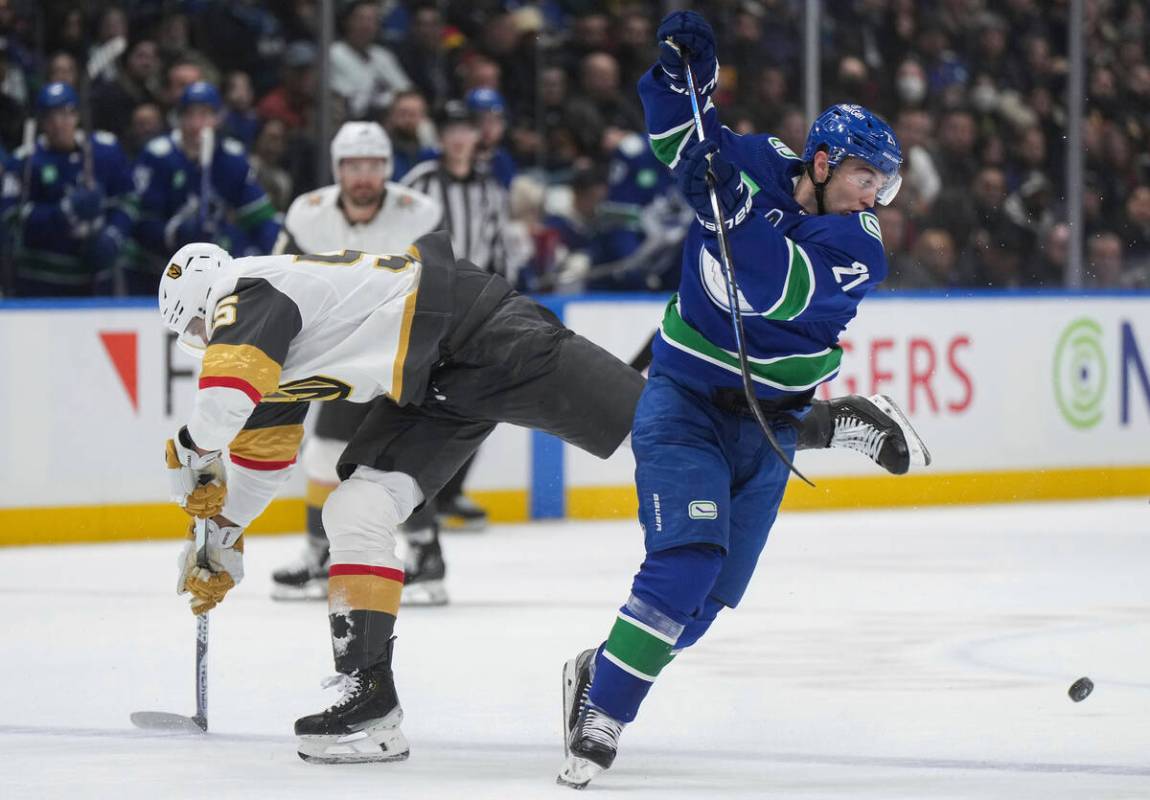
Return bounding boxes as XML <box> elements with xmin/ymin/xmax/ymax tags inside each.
<box><xmin>1</xmin><ymin>292</ymin><xmax>1148</xmax><ymax>544</ymax></box>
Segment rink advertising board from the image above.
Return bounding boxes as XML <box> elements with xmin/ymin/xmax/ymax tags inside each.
<box><xmin>1</xmin><ymin>292</ymin><xmax>1148</xmax><ymax>544</ymax></box>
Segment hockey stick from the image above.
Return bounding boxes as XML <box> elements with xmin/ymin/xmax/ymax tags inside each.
<box><xmin>666</xmin><ymin>40</ymin><xmax>812</xmax><ymax>487</ymax></box>
<box><xmin>199</xmin><ymin>126</ymin><xmax>215</xmax><ymax>236</ymax></box>
<box><xmin>130</xmin><ymin>516</ymin><xmax>210</xmax><ymax>733</ymax></box>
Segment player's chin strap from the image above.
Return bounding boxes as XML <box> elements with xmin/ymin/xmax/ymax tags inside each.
<box><xmin>806</xmin><ymin>148</ymin><xmax>833</xmax><ymax>215</ymax></box>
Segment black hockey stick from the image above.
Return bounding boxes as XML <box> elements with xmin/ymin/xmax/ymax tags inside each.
<box><xmin>667</xmin><ymin>40</ymin><xmax>813</xmax><ymax>487</ymax></box>
<box><xmin>130</xmin><ymin>516</ymin><xmax>210</xmax><ymax>733</ymax></box>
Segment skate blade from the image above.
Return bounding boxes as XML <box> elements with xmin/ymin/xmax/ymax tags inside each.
<box><xmin>297</xmin><ymin>715</ymin><xmax>410</xmax><ymax>764</ymax></box>
<box><xmin>557</xmin><ymin>755</ymin><xmax>603</xmax><ymax>789</ymax></box>
<box><xmin>130</xmin><ymin>711</ymin><xmax>207</xmax><ymax>733</ymax></box>
<box><xmin>270</xmin><ymin>580</ymin><xmax>329</xmax><ymax>601</ymax></box>
<box><xmin>870</xmin><ymin>394</ymin><xmax>932</xmax><ymax>469</ymax></box>
<box><xmin>401</xmin><ymin>580</ymin><xmax>449</xmax><ymax>606</ymax></box>
<box><xmin>561</xmin><ymin>656</ymin><xmax>583</xmax><ymax>758</ymax></box>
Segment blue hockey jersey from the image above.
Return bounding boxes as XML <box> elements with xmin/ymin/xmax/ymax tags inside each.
<box><xmin>132</xmin><ymin>131</ymin><xmax>279</xmax><ymax>267</ymax></box>
<box><xmin>639</xmin><ymin>66</ymin><xmax>888</xmax><ymax>399</ymax></box>
<box><xmin>1</xmin><ymin>131</ymin><xmax>135</xmax><ymax>288</ymax></box>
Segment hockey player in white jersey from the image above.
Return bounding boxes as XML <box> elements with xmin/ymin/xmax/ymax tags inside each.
<box><xmin>160</xmin><ymin>232</ymin><xmax>648</xmax><ymax>763</ymax></box>
<box><xmin>268</xmin><ymin>121</ymin><xmax>449</xmax><ymax>604</ymax></box>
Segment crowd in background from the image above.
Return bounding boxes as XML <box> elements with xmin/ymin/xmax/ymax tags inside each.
<box><xmin>0</xmin><ymin>0</ymin><xmax>1148</xmax><ymax>297</ymax></box>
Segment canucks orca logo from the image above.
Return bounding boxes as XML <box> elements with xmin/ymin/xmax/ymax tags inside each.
<box><xmin>263</xmin><ymin>375</ymin><xmax>353</xmax><ymax>402</ymax></box>
<box><xmin>698</xmin><ymin>246</ymin><xmax>756</xmax><ymax>315</ymax></box>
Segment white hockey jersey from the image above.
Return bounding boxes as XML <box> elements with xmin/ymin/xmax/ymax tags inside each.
<box><xmin>186</xmin><ymin>235</ymin><xmax>461</xmax><ymax>458</ymax></box>
<box><xmin>274</xmin><ymin>182</ymin><xmax>441</xmax><ymax>256</ymax></box>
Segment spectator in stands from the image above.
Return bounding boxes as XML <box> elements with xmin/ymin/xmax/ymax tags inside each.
<box><xmin>46</xmin><ymin>51</ymin><xmax>79</xmax><ymax>88</ymax></box>
<box><xmin>564</xmin><ymin>52</ymin><xmax>643</xmax><ymax>162</ymax></box>
<box><xmin>89</xmin><ymin>6</ymin><xmax>128</xmax><ymax>83</ymax></box>
<box><xmin>385</xmin><ymin>89</ymin><xmax>434</xmax><ymax>180</ymax></box>
<box><xmin>931</xmin><ymin>108</ymin><xmax>979</xmax><ymax>190</ymax></box>
<box><xmin>91</xmin><ymin>38</ymin><xmax>163</xmax><ymax>139</ymax></box>
<box><xmin>257</xmin><ymin>41</ymin><xmax>318</xmax><ymax>133</ymax></box>
<box><xmin>1121</xmin><ymin>186</ymin><xmax>1150</xmax><ymax>270</ymax></box>
<box><xmin>395</xmin><ymin>3</ymin><xmax>456</xmax><ymax>113</ymax></box>
<box><xmin>330</xmin><ymin>0</ymin><xmax>411</xmax><ymax>119</ymax></box>
<box><xmin>250</xmin><ymin>118</ymin><xmax>293</xmax><ymax>212</ymax></box>
<box><xmin>1087</xmin><ymin>232</ymin><xmax>1124</xmax><ymax>287</ymax></box>
<box><xmin>0</xmin><ymin>37</ymin><xmax>25</xmax><ymax>150</ymax></box>
<box><xmin>615</xmin><ymin>9</ymin><xmax>654</xmax><ymax>94</ymax></box>
<box><xmin>1034</xmin><ymin>223</ymin><xmax>1071</xmax><ymax>288</ymax></box>
<box><xmin>222</xmin><ymin>71</ymin><xmax>260</xmax><ymax>148</ymax></box>
<box><xmin>894</xmin><ymin>108</ymin><xmax>941</xmax><ymax>220</ymax></box>
<box><xmin>163</xmin><ymin>58</ymin><xmax>207</xmax><ymax>112</ymax></box>
<box><xmin>124</xmin><ymin>102</ymin><xmax>164</xmax><ymax>158</ymax></box>
<box><xmin>467</xmin><ymin>87</ymin><xmax>514</xmax><ymax>188</ymax></box>
<box><xmin>892</xmin><ymin>228</ymin><xmax>960</xmax><ymax>289</ymax></box>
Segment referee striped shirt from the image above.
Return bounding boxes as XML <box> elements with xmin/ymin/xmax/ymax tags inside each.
<box><xmin>400</xmin><ymin>159</ymin><xmax>509</xmax><ymax>275</ymax></box>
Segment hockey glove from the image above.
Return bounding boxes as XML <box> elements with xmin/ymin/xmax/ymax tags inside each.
<box><xmin>656</xmin><ymin>10</ymin><xmax>718</xmax><ymax>95</ymax></box>
<box><xmin>177</xmin><ymin>518</ymin><xmax>244</xmax><ymax>615</ymax></box>
<box><xmin>165</xmin><ymin>427</ymin><xmax>227</xmax><ymax>519</ymax></box>
<box><xmin>86</xmin><ymin>227</ymin><xmax>124</xmax><ymax>270</ymax></box>
<box><xmin>678</xmin><ymin>140</ymin><xmax>752</xmax><ymax>233</ymax></box>
<box><xmin>61</xmin><ymin>186</ymin><xmax>105</xmax><ymax>237</ymax></box>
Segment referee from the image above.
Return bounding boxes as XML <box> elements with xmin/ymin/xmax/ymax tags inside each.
<box><xmin>401</xmin><ymin>100</ymin><xmax>515</xmax><ymax>529</ymax></box>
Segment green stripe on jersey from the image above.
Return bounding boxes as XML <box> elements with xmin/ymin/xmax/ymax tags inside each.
<box><xmin>761</xmin><ymin>239</ymin><xmax>815</xmax><ymax>320</ymax></box>
<box><xmin>603</xmin><ymin>613</ymin><xmax>677</xmax><ymax>682</ymax></box>
<box><xmin>648</xmin><ymin>119</ymin><xmax>694</xmax><ymax>169</ymax></box>
<box><xmin>660</xmin><ymin>297</ymin><xmax>842</xmax><ymax>391</ymax></box>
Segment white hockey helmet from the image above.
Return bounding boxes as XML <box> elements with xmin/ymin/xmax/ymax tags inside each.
<box><xmin>158</xmin><ymin>241</ymin><xmax>232</xmax><ymax>359</ymax></box>
<box><xmin>330</xmin><ymin>121</ymin><xmax>393</xmax><ymax>181</ymax></box>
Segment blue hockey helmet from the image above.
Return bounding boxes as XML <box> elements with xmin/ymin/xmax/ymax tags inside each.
<box><xmin>802</xmin><ymin>104</ymin><xmax>903</xmax><ymax>206</ymax></box>
<box><xmin>466</xmin><ymin>87</ymin><xmax>505</xmax><ymax>115</ymax></box>
<box><xmin>179</xmin><ymin>81</ymin><xmax>222</xmax><ymax>112</ymax></box>
<box><xmin>36</xmin><ymin>82</ymin><xmax>79</xmax><ymax>112</ymax></box>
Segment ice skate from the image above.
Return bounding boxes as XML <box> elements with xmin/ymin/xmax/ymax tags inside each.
<box><xmin>558</xmin><ymin>647</ymin><xmax>624</xmax><ymax>789</ymax></box>
<box><xmin>437</xmin><ymin>494</ymin><xmax>488</xmax><ymax>532</ymax></box>
<box><xmin>401</xmin><ymin>525</ymin><xmax>448</xmax><ymax>606</ymax></box>
<box><xmin>829</xmin><ymin>394</ymin><xmax>931</xmax><ymax>475</ymax></box>
<box><xmin>295</xmin><ymin>653</ymin><xmax>409</xmax><ymax>764</ymax></box>
<box><xmin>270</xmin><ymin>538</ymin><xmax>329</xmax><ymax>600</ymax></box>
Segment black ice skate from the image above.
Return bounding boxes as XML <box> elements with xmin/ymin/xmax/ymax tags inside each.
<box><xmin>558</xmin><ymin>647</ymin><xmax>624</xmax><ymax>789</ymax></box>
<box><xmin>270</xmin><ymin>538</ymin><xmax>329</xmax><ymax>600</ymax></box>
<box><xmin>402</xmin><ymin>525</ymin><xmax>448</xmax><ymax>606</ymax></box>
<box><xmin>437</xmin><ymin>494</ymin><xmax>488</xmax><ymax>532</ymax></box>
<box><xmin>295</xmin><ymin>644</ymin><xmax>409</xmax><ymax>764</ymax></box>
<box><xmin>828</xmin><ymin>394</ymin><xmax>931</xmax><ymax>475</ymax></box>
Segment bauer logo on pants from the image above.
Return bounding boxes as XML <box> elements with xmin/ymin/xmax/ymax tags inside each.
<box><xmin>688</xmin><ymin>500</ymin><xmax>718</xmax><ymax>520</ymax></box>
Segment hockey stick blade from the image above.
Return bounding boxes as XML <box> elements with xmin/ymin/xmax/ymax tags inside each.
<box><xmin>129</xmin><ymin>711</ymin><xmax>208</xmax><ymax>733</ymax></box>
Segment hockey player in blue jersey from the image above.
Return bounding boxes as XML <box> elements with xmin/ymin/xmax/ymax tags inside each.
<box><xmin>557</xmin><ymin>11</ymin><xmax>926</xmax><ymax>789</ymax></box>
<box><xmin>0</xmin><ymin>83</ymin><xmax>134</xmax><ymax>296</ymax></box>
<box><xmin>130</xmin><ymin>81</ymin><xmax>279</xmax><ymax>294</ymax></box>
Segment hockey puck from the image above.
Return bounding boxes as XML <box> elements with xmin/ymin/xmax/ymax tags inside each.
<box><xmin>1068</xmin><ymin>677</ymin><xmax>1094</xmax><ymax>702</ymax></box>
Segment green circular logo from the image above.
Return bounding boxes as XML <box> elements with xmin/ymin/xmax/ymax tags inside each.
<box><xmin>1053</xmin><ymin>318</ymin><xmax>1106</xmax><ymax>429</ymax></box>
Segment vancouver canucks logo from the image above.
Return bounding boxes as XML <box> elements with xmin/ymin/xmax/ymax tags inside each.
<box><xmin>699</xmin><ymin>246</ymin><xmax>755</xmax><ymax>315</ymax></box>
<box><xmin>263</xmin><ymin>376</ymin><xmax>353</xmax><ymax>402</ymax></box>
<box><xmin>166</xmin><ymin>263</ymin><xmax>183</xmax><ymax>279</ymax></box>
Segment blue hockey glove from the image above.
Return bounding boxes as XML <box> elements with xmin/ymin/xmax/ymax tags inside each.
<box><xmin>86</xmin><ymin>227</ymin><xmax>124</xmax><ymax>269</ymax></box>
<box><xmin>656</xmin><ymin>11</ymin><xmax>718</xmax><ymax>95</ymax></box>
<box><xmin>62</xmin><ymin>186</ymin><xmax>104</xmax><ymax>222</ymax></box>
<box><xmin>677</xmin><ymin>140</ymin><xmax>751</xmax><ymax>232</ymax></box>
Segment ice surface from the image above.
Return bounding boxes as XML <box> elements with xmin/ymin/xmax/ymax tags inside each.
<box><xmin>2</xmin><ymin>500</ymin><xmax>1149</xmax><ymax>799</ymax></box>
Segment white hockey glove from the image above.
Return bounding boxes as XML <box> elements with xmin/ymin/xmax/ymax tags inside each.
<box><xmin>165</xmin><ymin>426</ymin><xmax>227</xmax><ymax>519</ymax></box>
<box><xmin>176</xmin><ymin>518</ymin><xmax>245</xmax><ymax>615</ymax></box>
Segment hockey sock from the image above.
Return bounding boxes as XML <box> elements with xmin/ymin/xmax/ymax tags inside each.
<box><xmin>590</xmin><ymin>544</ymin><xmax>723</xmax><ymax>722</ymax></box>
<box><xmin>328</xmin><ymin>563</ymin><xmax>404</xmax><ymax>672</ymax></box>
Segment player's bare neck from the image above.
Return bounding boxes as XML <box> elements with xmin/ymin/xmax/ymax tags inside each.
<box><xmin>793</xmin><ymin>174</ymin><xmax>819</xmax><ymax>215</ymax></box>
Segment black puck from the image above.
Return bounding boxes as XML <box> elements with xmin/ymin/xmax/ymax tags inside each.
<box><xmin>1068</xmin><ymin>677</ymin><xmax>1094</xmax><ymax>702</ymax></box>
